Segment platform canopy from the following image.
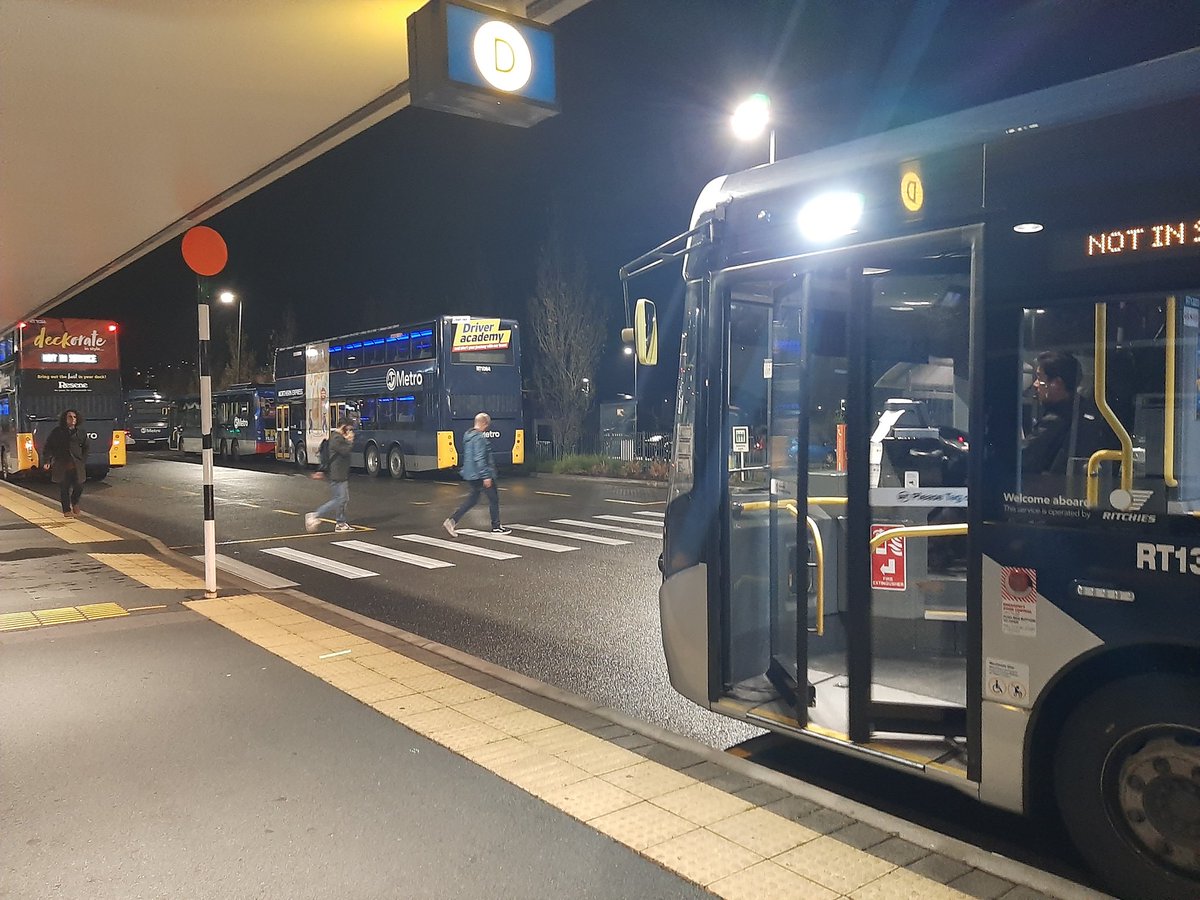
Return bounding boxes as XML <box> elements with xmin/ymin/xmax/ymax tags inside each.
<box><xmin>0</xmin><ymin>0</ymin><xmax>587</xmax><ymax>329</ymax></box>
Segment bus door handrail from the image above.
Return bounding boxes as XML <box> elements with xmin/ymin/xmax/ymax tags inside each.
<box><xmin>1165</xmin><ymin>295</ymin><xmax>1178</xmax><ymax>489</ymax></box>
<box><xmin>736</xmin><ymin>498</ymin><xmax>825</xmax><ymax>637</ymax></box>
<box><xmin>867</xmin><ymin>523</ymin><xmax>969</xmax><ymax>550</ymax></box>
<box><xmin>1086</xmin><ymin>302</ymin><xmax>1135</xmax><ymax>508</ymax></box>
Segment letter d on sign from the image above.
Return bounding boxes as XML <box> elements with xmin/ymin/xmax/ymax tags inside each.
<box><xmin>493</xmin><ymin>38</ymin><xmax>515</xmax><ymax>73</ymax></box>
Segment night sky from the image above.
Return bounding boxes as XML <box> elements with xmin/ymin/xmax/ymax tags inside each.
<box><xmin>58</xmin><ymin>0</ymin><xmax>1200</xmax><ymax>417</ymax></box>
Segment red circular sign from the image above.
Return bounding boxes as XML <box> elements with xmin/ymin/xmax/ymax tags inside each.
<box><xmin>181</xmin><ymin>226</ymin><xmax>228</xmax><ymax>276</ymax></box>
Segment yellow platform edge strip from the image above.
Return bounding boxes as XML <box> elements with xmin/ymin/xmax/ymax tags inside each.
<box><xmin>0</xmin><ymin>484</ymin><xmax>120</xmax><ymax>543</ymax></box>
<box><xmin>185</xmin><ymin>595</ymin><xmax>973</xmax><ymax>900</ymax></box>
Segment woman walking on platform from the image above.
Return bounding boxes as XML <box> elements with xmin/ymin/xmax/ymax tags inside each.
<box><xmin>42</xmin><ymin>409</ymin><xmax>89</xmax><ymax>517</ymax></box>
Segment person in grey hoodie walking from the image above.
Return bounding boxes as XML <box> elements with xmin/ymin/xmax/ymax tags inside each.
<box><xmin>305</xmin><ymin>418</ymin><xmax>355</xmax><ymax>533</ymax></box>
<box><xmin>443</xmin><ymin>412</ymin><xmax>510</xmax><ymax>536</ymax></box>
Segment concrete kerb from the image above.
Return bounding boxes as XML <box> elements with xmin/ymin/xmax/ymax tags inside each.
<box><xmin>88</xmin><ymin>497</ymin><xmax>1105</xmax><ymax>900</ymax></box>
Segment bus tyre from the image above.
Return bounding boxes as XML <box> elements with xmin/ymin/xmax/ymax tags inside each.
<box><xmin>230</xmin><ymin>440</ymin><xmax>240</xmax><ymax>462</ymax></box>
<box><xmin>218</xmin><ymin>439</ymin><xmax>228</xmax><ymax>460</ymax></box>
<box><xmin>364</xmin><ymin>443</ymin><xmax>382</xmax><ymax>477</ymax></box>
<box><xmin>387</xmin><ymin>446</ymin><xmax>406</xmax><ymax>480</ymax></box>
<box><xmin>1054</xmin><ymin>674</ymin><xmax>1200</xmax><ymax>900</ymax></box>
<box><xmin>294</xmin><ymin>444</ymin><xmax>307</xmax><ymax>468</ymax></box>
<box><xmin>86</xmin><ymin>466</ymin><xmax>109</xmax><ymax>481</ymax></box>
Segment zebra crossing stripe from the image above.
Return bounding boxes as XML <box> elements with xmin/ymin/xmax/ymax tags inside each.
<box><xmin>395</xmin><ymin>534</ymin><xmax>520</xmax><ymax>560</ymax></box>
<box><xmin>596</xmin><ymin>514</ymin><xmax>665</xmax><ymax>527</ymax></box>
<box><xmin>551</xmin><ymin>519</ymin><xmax>661</xmax><ymax>537</ymax></box>
<box><xmin>333</xmin><ymin>540</ymin><xmax>455</xmax><ymax>570</ymax></box>
<box><xmin>508</xmin><ymin>524</ymin><xmax>629</xmax><ymax>545</ymax></box>
<box><xmin>196</xmin><ymin>553</ymin><xmax>299</xmax><ymax>589</ymax></box>
<box><xmin>260</xmin><ymin>547</ymin><xmax>378</xmax><ymax>579</ymax></box>
<box><xmin>632</xmin><ymin>511</ymin><xmax>665</xmax><ymax>518</ymax></box>
<box><xmin>456</xmin><ymin>528</ymin><xmax>578</xmax><ymax>552</ymax></box>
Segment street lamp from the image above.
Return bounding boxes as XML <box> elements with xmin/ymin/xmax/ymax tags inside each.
<box><xmin>731</xmin><ymin>93</ymin><xmax>775</xmax><ymax>164</ymax></box>
<box><xmin>219</xmin><ymin>291</ymin><xmax>242</xmax><ymax>381</ymax></box>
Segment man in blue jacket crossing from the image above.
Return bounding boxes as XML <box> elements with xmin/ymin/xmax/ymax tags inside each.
<box><xmin>443</xmin><ymin>412</ymin><xmax>510</xmax><ymax>537</ymax></box>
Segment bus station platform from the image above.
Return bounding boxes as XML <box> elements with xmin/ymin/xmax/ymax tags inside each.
<box><xmin>0</xmin><ymin>482</ymin><xmax>1106</xmax><ymax>900</ymax></box>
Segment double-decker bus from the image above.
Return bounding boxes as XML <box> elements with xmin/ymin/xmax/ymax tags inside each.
<box><xmin>122</xmin><ymin>389</ymin><xmax>173</xmax><ymax>447</ymax></box>
<box><xmin>176</xmin><ymin>384</ymin><xmax>277</xmax><ymax>460</ymax></box>
<box><xmin>0</xmin><ymin>317</ymin><xmax>127</xmax><ymax>480</ymax></box>
<box><xmin>273</xmin><ymin>315</ymin><xmax>524</xmax><ymax>477</ymax></box>
<box><xmin>621</xmin><ymin>49</ymin><xmax>1200</xmax><ymax>900</ymax></box>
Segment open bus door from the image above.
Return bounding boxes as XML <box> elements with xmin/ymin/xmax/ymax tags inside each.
<box><xmin>275</xmin><ymin>404</ymin><xmax>291</xmax><ymax>460</ymax></box>
<box><xmin>718</xmin><ymin>229</ymin><xmax>977</xmax><ymax>769</ymax></box>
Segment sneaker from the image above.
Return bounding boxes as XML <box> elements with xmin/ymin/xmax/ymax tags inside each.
<box><xmin>334</xmin><ymin>522</ymin><xmax>352</xmax><ymax>533</ymax></box>
<box><xmin>490</xmin><ymin>526</ymin><xmax>512</xmax><ymax>535</ymax></box>
<box><xmin>304</xmin><ymin>513</ymin><xmax>318</xmax><ymax>533</ymax></box>
<box><xmin>71</xmin><ymin>505</ymin><xmax>80</xmax><ymax>516</ymax></box>
<box><xmin>442</xmin><ymin>518</ymin><xmax>457</xmax><ymax>538</ymax></box>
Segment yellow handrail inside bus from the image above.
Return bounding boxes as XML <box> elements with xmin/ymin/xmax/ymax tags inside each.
<box><xmin>868</xmin><ymin>523</ymin><xmax>969</xmax><ymax>551</ymax></box>
<box><xmin>734</xmin><ymin>499</ymin><xmax>825</xmax><ymax>636</ymax></box>
<box><xmin>1087</xmin><ymin>303</ymin><xmax>1135</xmax><ymax>508</ymax></box>
<box><xmin>1165</xmin><ymin>296</ymin><xmax>1178</xmax><ymax>489</ymax></box>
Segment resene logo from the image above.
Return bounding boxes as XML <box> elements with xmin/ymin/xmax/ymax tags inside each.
<box><xmin>386</xmin><ymin>368</ymin><xmax>424</xmax><ymax>392</ymax></box>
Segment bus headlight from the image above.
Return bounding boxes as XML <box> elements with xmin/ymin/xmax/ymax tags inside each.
<box><xmin>797</xmin><ymin>191</ymin><xmax>864</xmax><ymax>243</ymax></box>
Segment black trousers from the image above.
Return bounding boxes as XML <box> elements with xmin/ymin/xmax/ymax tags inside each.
<box><xmin>59</xmin><ymin>471</ymin><xmax>83</xmax><ymax>513</ymax></box>
<box><xmin>451</xmin><ymin>479</ymin><xmax>500</xmax><ymax>529</ymax></box>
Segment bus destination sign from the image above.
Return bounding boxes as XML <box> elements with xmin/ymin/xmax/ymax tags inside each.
<box><xmin>451</xmin><ymin>319</ymin><xmax>511</xmax><ymax>353</ymax></box>
<box><xmin>1086</xmin><ymin>217</ymin><xmax>1200</xmax><ymax>258</ymax></box>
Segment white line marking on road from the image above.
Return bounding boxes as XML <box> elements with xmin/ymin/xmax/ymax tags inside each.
<box><xmin>195</xmin><ymin>554</ymin><xmax>300</xmax><ymax>589</ymax></box>
<box><xmin>395</xmin><ymin>534</ymin><xmax>519</xmax><ymax>560</ymax></box>
<box><xmin>409</xmin><ymin>501</ymin><xmax>431</xmax><ymax>506</ymax></box>
<box><xmin>334</xmin><ymin>540</ymin><xmax>455</xmax><ymax>569</ymax></box>
<box><xmin>596</xmin><ymin>514</ymin><xmax>665</xmax><ymax>527</ymax></box>
<box><xmin>216</xmin><ymin>498</ymin><xmax>260</xmax><ymax>508</ymax></box>
<box><xmin>319</xmin><ymin>649</ymin><xmax>352</xmax><ymax>659</ymax></box>
<box><xmin>632</xmin><ymin>511</ymin><xmax>665</xmax><ymax>518</ymax></box>
<box><xmin>127</xmin><ymin>604</ymin><xmax>167</xmax><ymax>612</ymax></box>
<box><xmin>457</xmin><ymin>528</ymin><xmax>578</xmax><ymax>552</ymax></box>
<box><xmin>274</xmin><ymin>509</ymin><xmax>300</xmax><ymax>516</ymax></box>
<box><xmin>508</xmin><ymin>524</ymin><xmax>629</xmax><ymax>545</ymax></box>
<box><xmin>551</xmin><ymin>519</ymin><xmax>662</xmax><ymax>537</ymax></box>
<box><xmin>536</xmin><ymin>491</ymin><xmax>571</xmax><ymax>497</ymax></box>
<box><xmin>602</xmin><ymin>498</ymin><xmax>665</xmax><ymax>505</ymax></box>
<box><xmin>260</xmin><ymin>547</ymin><xmax>378</xmax><ymax>579</ymax></box>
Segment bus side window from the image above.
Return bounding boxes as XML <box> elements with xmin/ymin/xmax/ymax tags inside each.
<box><xmin>1016</xmin><ymin>295</ymin><xmax>1200</xmax><ymax>518</ymax></box>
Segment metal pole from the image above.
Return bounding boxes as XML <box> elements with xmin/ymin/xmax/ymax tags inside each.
<box><xmin>197</xmin><ymin>277</ymin><xmax>218</xmax><ymax>597</ymax></box>
<box><xmin>236</xmin><ymin>300</ymin><xmax>242</xmax><ymax>382</ymax></box>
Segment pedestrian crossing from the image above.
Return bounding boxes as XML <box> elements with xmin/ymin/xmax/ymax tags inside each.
<box><xmin>210</xmin><ymin>512</ymin><xmax>664</xmax><ymax>590</ymax></box>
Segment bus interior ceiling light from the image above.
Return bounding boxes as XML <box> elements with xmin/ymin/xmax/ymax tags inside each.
<box><xmin>1013</xmin><ymin>222</ymin><xmax>1044</xmax><ymax>233</ymax></box>
<box><xmin>797</xmin><ymin>192</ymin><xmax>864</xmax><ymax>243</ymax></box>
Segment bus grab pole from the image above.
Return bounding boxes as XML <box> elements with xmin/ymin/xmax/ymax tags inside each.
<box><xmin>197</xmin><ymin>278</ymin><xmax>218</xmax><ymax>598</ymax></box>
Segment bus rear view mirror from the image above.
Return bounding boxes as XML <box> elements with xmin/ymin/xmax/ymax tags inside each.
<box><xmin>632</xmin><ymin>298</ymin><xmax>658</xmax><ymax>366</ymax></box>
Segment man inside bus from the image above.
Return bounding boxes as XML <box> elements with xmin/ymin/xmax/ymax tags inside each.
<box><xmin>1021</xmin><ymin>349</ymin><xmax>1080</xmax><ymax>474</ymax></box>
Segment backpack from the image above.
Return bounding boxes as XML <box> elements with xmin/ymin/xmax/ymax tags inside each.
<box><xmin>317</xmin><ymin>437</ymin><xmax>330</xmax><ymax>472</ymax></box>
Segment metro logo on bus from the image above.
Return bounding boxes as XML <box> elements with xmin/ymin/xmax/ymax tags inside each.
<box><xmin>452</xmin><ymin>319</ymin><xmax>510</xmax><ymax>353</ymax></box>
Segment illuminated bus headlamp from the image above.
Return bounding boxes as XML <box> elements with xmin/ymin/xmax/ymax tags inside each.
<box><xmin>797</xmin><ymin>191</ymin><xmax>864</xmax><ymax>243</ymax></box>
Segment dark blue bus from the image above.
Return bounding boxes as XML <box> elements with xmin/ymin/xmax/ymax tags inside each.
<box><xmin>177</xmin><ymin>384</ymin><xmax>277</xmax><ymax>460</ymax></box>
<box><xmin>122</xmin><ymin>389</ymin><xmax>173</xmax><ymax>447</ymax></box>
<box><xmin>273</xmin><ymin>315</ymin><xmax>524</xmax><ymax>477</ymax></box>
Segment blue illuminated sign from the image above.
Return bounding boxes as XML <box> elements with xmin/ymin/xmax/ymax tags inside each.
<box><xmin>445</xmin><ymin>4</ymin><xmax>556</xmax><ymax>105</ymax></box>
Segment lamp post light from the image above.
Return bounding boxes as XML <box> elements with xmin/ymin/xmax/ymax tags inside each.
<box><xmin>731</xmin><ymin>92</ymin><xmax>775</xmax><ymax>164</ymax></box>
<box><xmin>219</xmin><ymin>291</ymin><xmax>242</xmax><ymax>381</ymax></box>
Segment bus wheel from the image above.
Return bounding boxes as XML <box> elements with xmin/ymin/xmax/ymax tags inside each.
<box><xmin>230</xmin><ymin>440</ymin><xmax>240</xmax><ymax>462</ymax></box>
<box><xmin>218</xmin><ymin>439</ymin><xmax>228</xmax><ymax>460</ymax></box>
<box><xmin>0</xmin><ymin>451</ymin><xmax>10</xmax><ymax>481</ymax></box>
<box><xmin>86</xmin><ymin>466</ymin><xmax>109</xmax><ymax>481</ymax></box>
<box><xmin>387</xmin><ymin>446</ymin><xmax>407</xmax><ymax>479</ymax></box>
<box><xmin>294</xmin><ymin>444</ymin><xmax>307</xmax><ymax>468</ymax></box>
<box><xmin>1054</xmin><ymin>674</ymin><xmax>1200</xmax><ymax>900</ymax></box>
<box><xmin>364</xmin><ymin>443</ymin><xmax>382</xmax><ymax>477</ymax></box>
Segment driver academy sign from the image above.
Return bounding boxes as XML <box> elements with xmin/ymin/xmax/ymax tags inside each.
<box><xmin>451</xmin><ymin>319</ymin><xmax>510</xmax><ymax>352</ymax></box>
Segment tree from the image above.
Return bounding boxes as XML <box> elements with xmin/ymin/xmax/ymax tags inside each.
<box><xmin>526</xmin><ymin>230</ymin><xmax>605</xmax><ymax>456</ymax></box>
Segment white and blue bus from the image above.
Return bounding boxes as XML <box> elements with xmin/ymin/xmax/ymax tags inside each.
<box><xmin>273</xmin><ymin>315</ymin><xmax>525</xmax><ymax>477</ymax></box>
<box><xmin>622</xmin><ymin>49</ymin><xmax>1200</xmax><ymax>900</ymax></box>
<box><xmin>122</xmin><ymin>389</ymin><xmax>173</xmax><ymax>447</ymax></box>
